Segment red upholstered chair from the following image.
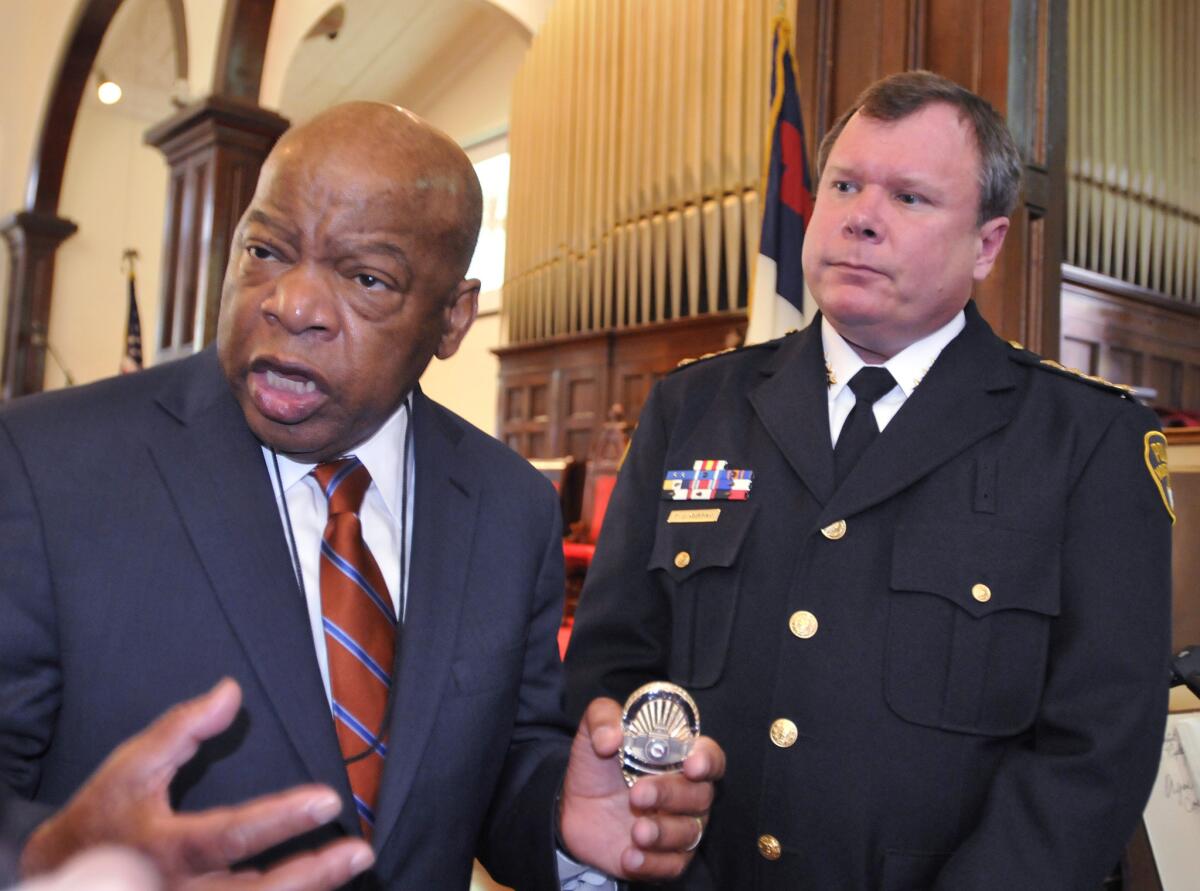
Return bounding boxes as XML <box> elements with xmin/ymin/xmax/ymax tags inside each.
<box><xmin>559</xmin><ymin>405</ymin><xmax>631</xmax><ymax>657</ymax></box>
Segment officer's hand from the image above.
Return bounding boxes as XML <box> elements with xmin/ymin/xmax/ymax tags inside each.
<box><xmin>558</xmin><ymin>697</ymin><xmax>724</xmax><ymax>881</ymax></box>
<box><xmin>19</xmin><ymin>679</ymin><xmax>374</xmax><ymax>890</ymax></box>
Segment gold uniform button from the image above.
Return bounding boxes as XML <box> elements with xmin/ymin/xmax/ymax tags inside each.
<box><xmin>788</xmin><ymin>610</ymin><xmax>819</xmax><ymax>639</ymax></box>
<box><xmin>972</xmin><ymin>583</ymin><xmax>992</xmax><ymax>603</ymax></box>
<box><xmin>820</xmin><ymin>519</ymin><xmax>847</xmax><ymax>540</ymax></box>
<box><xmin>758</xmin><ymin>834</ymin><xmax>782</xmax><ymax>860</ymax></box>
<box><xmin>770</xmin><ymin>718</ymin><xmax>798</xmax><ymax>748</ymax></box>
<box><xmin>674</xmin><ymin>550</ymin><xmax>691</xmax><ymax>569</ymax></box>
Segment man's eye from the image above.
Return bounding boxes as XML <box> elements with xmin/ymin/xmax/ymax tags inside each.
<box><xmin>832</xmin><ymin>181</ymin><xmax>854</xmax><ymax>193</ymax></box>
<box><xmin>355</xmin><ymin>273</ymin><xmax>384</xmax><ymax>290</ymax></box>
<box><xmin>247</xmin><ymin>245</ymin><xmax>274</xmax><ymax>260</ymax></box>
<box><xmin>896</xmin><ymin>193</ymin><xmax>922</xmax><ymax>205</ymax></box>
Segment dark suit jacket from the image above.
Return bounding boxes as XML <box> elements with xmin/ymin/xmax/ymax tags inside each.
<box><xmin>0</xmin><ymin>347</ymin><xmax>572</xmax><ymax>890</ymax></box>
<box><xmin>566</xmin><ymin>303</ymin><xmax>1172</xmax><ymax>890</ymax></box>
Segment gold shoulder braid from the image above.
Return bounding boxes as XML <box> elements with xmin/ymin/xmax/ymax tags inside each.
<box><xmin>1006</xmin><ymin>341</ymin><xmax>1136</xmax><ymax>398</ymax></box>
<box><xmin>671</xmin><ymin>331</ymin><xmax>795</xmax><ymax>373</ymax></box>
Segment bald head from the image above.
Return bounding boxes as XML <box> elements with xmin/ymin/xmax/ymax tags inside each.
<box><xmin>264</xmin><ymin>102</ymin><xmax>483</xmax><ymax>280</ymax></box>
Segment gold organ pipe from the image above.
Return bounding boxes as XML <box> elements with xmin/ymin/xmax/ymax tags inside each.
<box><xmin>1066</xmin><ymin>0</ymin><xmax>1197</xmax><ymax>304</ymax></box>
<box><xmin>503</xmin><ymin>0</ymin><xmax>805</xmax><ymax>343</ymax></box>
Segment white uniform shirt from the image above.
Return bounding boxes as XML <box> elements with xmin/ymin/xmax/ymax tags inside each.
<box><xmin>823</xmin><ymin>310</ymin><xmax>966</xmax><ymax>445</ymax></box>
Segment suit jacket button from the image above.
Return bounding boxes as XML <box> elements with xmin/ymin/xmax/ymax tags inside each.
<box><xmin>758</xmin><ymin>834</ymin><xmax>782</xmax><ymax>860</ymax></box>
<box><xmin>770</xmin><ymin>718</ymin><xmax>798</xmax><ymax>748</ymax></box>
<box><xmin>788</xmin><ymin>610</ymin><xmax>819</xmax><ymax>639</ymax></box>
<box><xmin>820</xmin><ymin>519</ymin><xmax>847</xmax><ymax>540</ymax></box>
<box><xmin>972</xmin><ymin>583</ymin><xmax>992</xmax><ymax>603</ymax></box>
<box><xmin>674</xmin><ymin>550</ymin><xmax>691</xmax><ymax>569</ymax></box>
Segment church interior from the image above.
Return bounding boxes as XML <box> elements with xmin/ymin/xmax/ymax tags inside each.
<box><xmin>2</xmin><ymin>1</ymin><xmax>1199</xmax><ymax>888</ymax></box>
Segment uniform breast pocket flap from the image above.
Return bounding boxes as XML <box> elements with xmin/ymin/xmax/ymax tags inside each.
<box><xmin>886</xmin><ymin>522</ymin><xmax>1061</xmax><ymax>735</ymax></box>
<box><xmin>647</xmin><ymin>504</ymin><xmax>756</xmax><ymax>688</ymax></box>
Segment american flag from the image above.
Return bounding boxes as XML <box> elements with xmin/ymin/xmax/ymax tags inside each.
<box><xmin>120</xmin><ymin>253</ymin><xmax>143</xmax><ymax>374</ymax></box>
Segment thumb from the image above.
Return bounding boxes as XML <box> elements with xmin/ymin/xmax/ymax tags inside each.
<box><xmin>580</xmin><ymin>697</ymin><xmax>624</xmax><ymax>759</ymax></box>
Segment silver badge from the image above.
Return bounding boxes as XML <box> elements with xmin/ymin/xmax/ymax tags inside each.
<box><xmin>621</xmin><ymin>681</ymin><xmax>700</xmax><ymax>786</ymax></box>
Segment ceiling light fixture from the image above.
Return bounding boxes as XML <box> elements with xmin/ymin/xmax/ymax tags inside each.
<box><xmin>96</xmin><ymin>72</ymin><xmax>122</xmax><ymax>105</ymax></box>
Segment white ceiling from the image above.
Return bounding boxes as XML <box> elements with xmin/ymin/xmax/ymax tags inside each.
<box><xmin>94</xmin><ymin>0</ymin><xmax>182</xmax><ymax>122</ymax></box>
<box><xmin>277</xmin><ymin>0</ymin><xmax>530</xmax><ymax>126</ymax></box>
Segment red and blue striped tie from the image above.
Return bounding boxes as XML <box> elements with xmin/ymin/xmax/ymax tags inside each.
<box><xmin>313</xmin><ymin>457</ymin><xmax>395</xmax><ymax>838</ymax></box>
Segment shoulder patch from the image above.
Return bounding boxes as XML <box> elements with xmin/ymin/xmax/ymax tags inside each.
<box><xmin>670</xmin><ymin>332</ymin><xmax>793</xmax><ymax>374</ymax></box>
<box><xmin>1144</xmin><ymin>430</ymin><xmax>1176</xmax><ymax>523</ymax></box>
<box><xmin>1006</xmin><ymin>342</ymin><xmax>1136</xmax><ymax>398</ymax></box>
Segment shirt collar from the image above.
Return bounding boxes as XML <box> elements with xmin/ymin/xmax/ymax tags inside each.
<box><xmin>267</xmin><ymin>395</ymin><xmax>412</xmax><ymax>523</ymax></box>
<box><xmin>822</xmin><ymin>310</ymin><xmax>965</xmax><ymax>398</ymax></box>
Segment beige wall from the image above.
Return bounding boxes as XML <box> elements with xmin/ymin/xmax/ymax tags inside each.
<box><xmin>44</xmin><ymin>92</ymin><xmax>168</xmax><ymax>388</ymax></box>
<box><xmin>419</xmin><ymin>311</ymin><xmax>501</xmax><ymax>436</ymax></box>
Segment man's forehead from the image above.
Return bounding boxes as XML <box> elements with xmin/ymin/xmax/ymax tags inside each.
<box><xmin>256</xmin><ymin>152</ymin><xmax>455</xmax><ymax>220</ymax></box>
<box><xmin>827</xmin><ymin>105</ymin><xmax>979</xmax><ymax>177</ymax></box>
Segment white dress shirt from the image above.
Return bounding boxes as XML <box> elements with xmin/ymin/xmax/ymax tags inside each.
<box><xmin>261</xmin><ymin>398</ymin><xmax>415</xmax><ymax>703</ymax></box>
<box><xmin>823</xmin><ymin>311</ymin><xmax>966</xmax><ymax>446</ymax></box>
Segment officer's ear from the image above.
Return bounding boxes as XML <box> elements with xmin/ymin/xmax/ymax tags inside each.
<box><xmin>973</xmin><ymin>217</ymin><xmax>1009</xmax><ymax>282</ymax></box>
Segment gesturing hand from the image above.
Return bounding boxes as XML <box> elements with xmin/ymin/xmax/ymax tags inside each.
<box><xmin>20</xmin><ymin>679</ymin><xmax>374</xmax><ymax>890</ymax></box>
<box><xmin>558</xmin><ymin>697</ymin><xmax>725</xmax><ymax>882</ymax></box>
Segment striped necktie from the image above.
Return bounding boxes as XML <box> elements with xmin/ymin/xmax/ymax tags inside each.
<box><xmin>313</xmin><ymin>457</ymin><xmax>395</xmax><ymax>838</ymax></box>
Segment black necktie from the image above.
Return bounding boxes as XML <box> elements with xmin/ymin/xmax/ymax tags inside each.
<box><xmin>834</xmin><ymin>366</ymin><xmax>896</xmax><ymax>484</ymax></box>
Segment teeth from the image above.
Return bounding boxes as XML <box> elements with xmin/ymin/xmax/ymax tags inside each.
<box><xmin>266</xmin><ymin>369</ymin><xmax>316</xmax><ymax>395</ymax></box>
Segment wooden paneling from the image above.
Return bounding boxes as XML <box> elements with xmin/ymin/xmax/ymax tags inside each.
<box><xmin>496</xmin><ymin>313</ymin><xmax>745</xmax><ymax>460</ymax></box>
<box><xmin>496</xmin><ymin>337</ymin><xmax>606</xmax><ymax>459</ymax></box>
<box><xmin>1061</xmin><ymin>265</ymin><xmax>1200</xmax><ymax>409</ymax></box>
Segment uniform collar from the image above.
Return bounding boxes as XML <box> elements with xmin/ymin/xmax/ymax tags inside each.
<box><xmin>822</xmin><ymin>310</ymin><xmax>966</xmax><ymax>398</ymax></box>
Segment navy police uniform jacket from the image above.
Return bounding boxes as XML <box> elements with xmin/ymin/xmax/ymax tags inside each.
<box><xmin>565</xmin><ymin>302</ymin><xmax>1173</xmax><ymax>890</ymax></box>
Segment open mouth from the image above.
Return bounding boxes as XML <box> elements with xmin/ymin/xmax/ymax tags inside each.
<box><xmin>247</xmin><ymin>361</ymin><xmax>327</xmax><ymax>425</ymax></box>
<box><xmin>265</xmin><ymin>368</ymin><xmax>317</xmax><ymax>395</ymax></box>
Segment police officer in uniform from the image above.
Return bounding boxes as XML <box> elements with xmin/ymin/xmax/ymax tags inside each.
<box><xmin>564</xmin><ymin>71</ymin><xmax>1174</xmax><ymax>890</ymax></box>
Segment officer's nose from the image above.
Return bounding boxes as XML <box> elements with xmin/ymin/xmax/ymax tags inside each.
<box><xmin>841</xmin><ymin>192</ymin><xmax>884</xmax><ymax>243</ymax></box>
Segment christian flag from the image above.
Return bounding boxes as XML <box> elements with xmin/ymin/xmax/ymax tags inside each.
<box><xmin>744</xmin><ymin>15</ymin><xmax>815</xmax><ymax>345</ymax></box>
<box><xmin>120</xmin><ymin>265</ymin><xmax>143</xmax><ymax>374</ymax></box>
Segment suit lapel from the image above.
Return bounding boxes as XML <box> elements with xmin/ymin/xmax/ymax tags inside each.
<box><xmin>371</xmin><ymin>389</ymin><xmax>479</xmax><ymax>851</ymax></box>
<box><xmin>818</xmin><ymin>304</ymin><xmax>1020</xmax><ymax>523</ymax></box>
<box><xmin>749</xmin><ymin>322</ymin><xmax>837</xmax><ymax>505</ymax></box>
<box><xmin>147</xmin><ymin>349</ymin><xmax>356</xmax><ymax>834</ymax></box>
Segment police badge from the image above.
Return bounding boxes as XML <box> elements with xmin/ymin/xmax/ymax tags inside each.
<box><xmin>620</xmin><ymin>682</ymin><xmax>701</xmax><ymax>787</ymax></box>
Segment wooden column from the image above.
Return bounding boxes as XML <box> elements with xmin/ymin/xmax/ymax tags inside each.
<box><xmin>1</xmin><ymin>212</ymin><xmax>79</xmax><ymax>400</ymax></box>
<box><xmin>144</xmin><ymin>97</ymin><xmax>288</xmax><ymax>361</ymax></box>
